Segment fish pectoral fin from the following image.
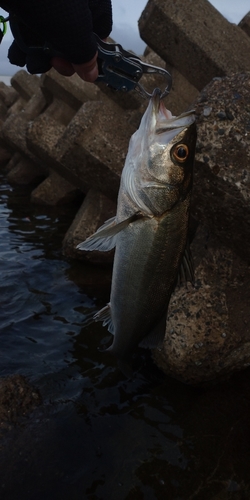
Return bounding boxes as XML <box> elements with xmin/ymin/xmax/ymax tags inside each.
<box><xmin>77</xmin><ymin>213</ymin><xmax>142</xmax><ymax>252</ymax></box>
<box><xmin>139</xmin><ymin>312</ymin><xmax>167</xmax><ymax>349</ymax></box>
<box><xmin>93</xmin><ymin>303</ymin><xmax>114</xmax><ymax>335</ymax></box>
<box><xmin>77</xmin><ymin>216</ymin><xmax>117</xmax><ymax>252</ymax></box>
<box><xmin>178</xmin><ymin>243</ymin><xmax>194</xmax><ymax>285</ymax></box>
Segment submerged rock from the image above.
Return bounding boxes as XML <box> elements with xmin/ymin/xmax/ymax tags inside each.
<box><xmin>0</xmin><ymin>375</ymin><xmax>41</xmax><ymax>429</ymax></box>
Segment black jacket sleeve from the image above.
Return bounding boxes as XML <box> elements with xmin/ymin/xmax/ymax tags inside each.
<box><xmin>0</xmin><ymin>0</ymin><xmax>112</xmax><ymax>72</ymax></box>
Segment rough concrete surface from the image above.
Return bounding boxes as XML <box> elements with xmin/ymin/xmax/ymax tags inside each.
<box><xmin>7</xmin><ymin>157</ymin><xmax>46</xmax><ymax>186</ymax></box>
<box><xmin>27</xmin><ymin>99</ymin><xmax>134</xmax><ymax>200</ymax></box>
<box><xmin>11</xmin><ymin>71</ymin><xmax>40</xmax><ymax>101</ymax></box>
<box><xmin>62</xmin><ymin>189</ymin><xmax>116</xmax><ymax>263</ymax></box>
<box><xmin>139</xmin><ymin>0</ymin><xmax>250</xmax><ymax>90</ymax></box>
<box><xmin>239</xmin><ymin>11</ymin><xmax>250</xmax><ymax>38</ymax></box>
<box><xmin>31</xmin><ymin>171</ymin><xmax>81</xmax><ymax>206</ymax></box>
<box><xmin>0</xmin><ymin>81</ymin><xmax>18</xmax><ymax>108</ymax></box>
<box><xmin>192</xmin><ymin>72</ymin><xmax>250</xmax><ymax>262</ymax></box>
<box><xmin>40</xmin><ymin>69</ymin><xmax>100</xmax><ymax>111</ymax></box>
<box><xmin>154</xmin><ymin>226</ymin><xmax>250</xmax><ymax>385</ymax></box>
<box><xmin>0</xmin><ymin>145</ymin><xmax>12</xmax><ymax>167</ymax></box>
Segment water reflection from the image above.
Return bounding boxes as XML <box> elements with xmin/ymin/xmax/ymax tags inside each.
<box><xmin>0</xmin><ymin>172</ymin><xmax>250</xmax><ymax>500</ymax></box>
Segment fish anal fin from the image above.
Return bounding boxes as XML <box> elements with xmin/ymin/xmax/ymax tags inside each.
<box><xmin>139</xmin><ymin>313</ymin><xmax>167</xmax><ymax>349</ymax></box>
<box><xmin>77</xmin><ymin>213</ymin><xmax>143</xmax><ymax>252</ymax></box>
<box><xmin>94</xmin><ymin>303</ymin><xmax>114</xmax><ymax>335</ymax></box>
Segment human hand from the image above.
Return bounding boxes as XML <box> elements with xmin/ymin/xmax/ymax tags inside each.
<box><xmin>51</xmin><ymin>52</ymin><xmax>99</xmax><ymax>82</ymax></box>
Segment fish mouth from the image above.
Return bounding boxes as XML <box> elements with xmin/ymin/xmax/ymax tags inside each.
<box><xmin>150</xmin><ymin>88</ymin><xmax>196</xmax><ymax>133</ymax></box>
<box><xmin>151</xmin><ymin>88</ymin><xmax>165</xmax><ymax>114</ymax></box>
<box><xmin>151</xmin><ymin>88</ymin><xmax>173</xmax><ymax>119</ymax></box>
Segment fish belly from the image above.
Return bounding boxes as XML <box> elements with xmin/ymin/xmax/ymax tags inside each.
<box><xmin>109</xmin><ymin>196</ymin><xmax>190</xmax><ymax>358</ymax></box>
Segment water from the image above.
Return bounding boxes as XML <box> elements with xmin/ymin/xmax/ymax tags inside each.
<box><xmin>0</xmin><ymin>172</ymin><xmax>250</xmax><ymax>500</ymax></box>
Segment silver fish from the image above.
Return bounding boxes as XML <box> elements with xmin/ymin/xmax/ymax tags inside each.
<box><xmin>78</xmin><ymin>88</ymin><xmax>197</xmax><ymax>360</ymax></box>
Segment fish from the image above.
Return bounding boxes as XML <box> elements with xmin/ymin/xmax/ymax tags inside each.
<box><xmin>77</xmin><ymin>88</ymin><xmax>197</xmax><ymax>361</ymax></box>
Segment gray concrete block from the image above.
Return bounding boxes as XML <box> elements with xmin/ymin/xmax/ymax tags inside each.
<box><xmin>41</xmin><ymin>69</ymin><xmax>100</xmax><ymax>110</ymax></box>
<box><xmin>42</xmin><ymin>98</ymin><xmax>77</xmax><ymax>126</ymax></box>
<box><xmin>1</xmin><ymin>89</ymin><xmax>46</xmax><ymax>162</ymax></box>
<box><xmin>57</xmin><ymin>100</ymin><xmax>134</xmax><ymax>200</ymax></box>
<box><xmin>7</xmin><ymin>157</ymin><xmax>46</xmax><ymax>185</ymax></box>
<box><xmin>62</xmin><ymin>188</ymin><xmax>116</xmax><ymax>263</ymax></box>
<box><xmin>26</xmin><ymin>114</ymin><xmax>82</xmax><ymax>188</ymax></box>
<box><xmin>10</xmin><ymin>71</ymin><xmax>40</xmax><ymax>101</ymax></box>
<box><xmin>5</xmin><ymin>96</ymin><xmax>26</xmax><ymax>117</ymax></box>
<box><xmin>4</xmin><ymin>152</ymin><xmax>22</xmax><ymax>172</ymax></box>
<box><xmin>31</xmin><ymin>171</ymin><xmax>81</xmax><ymax>206</ymax></box>
<box><xmin>139</xmin><ymin>0</ymin><xmax>250</xmax><ymax>90</ymax></box>
<box><xmin>154</xmin><ymin>226</ymin><xmax>250</xmax><ymax>385</ymax></box>
<box><xmin>239</xmin><ymin>12</ymin><xmax>250</xmax><ymax>37</ymax></box>
<box><xmin>27</xmin><ymin>99</ymin><xmax>135</xmax><ymax>200</ymax></box>
<box><xmin>192</xmin><ymin>72</ymin><xmax>250</xmax><ymax>262</ymax></box>
<box><xmin>0</xmin><ymin>146</ymin><xmax>12</xmax><ymax>167</ymax></box>
<box><xmin>0</xmin><ymin>100</ymin><xmax>8</xmax><ymax>122</ymax></box>
<box><xmin>0</xmin><ymin>82</ymin><xmax>18</xmax><ymax>108</ymax></box>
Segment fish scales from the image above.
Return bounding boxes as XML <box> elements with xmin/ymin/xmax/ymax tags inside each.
<box><xmin>77</xmin><ymin>88</ymin><xmax>197</xmax><ymax>362</ymax></box>
<box><xmin>110</xmin><ymin>194</ymin><xmax>191</xmax><ymax>357</ymax></box>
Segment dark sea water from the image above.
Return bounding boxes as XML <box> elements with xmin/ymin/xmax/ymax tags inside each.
<box><xmin>0</xmin><ymin>172</ymin><xmax>250</xmax><ymax>500</ymax></box>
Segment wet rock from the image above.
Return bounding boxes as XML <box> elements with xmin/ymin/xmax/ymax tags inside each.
<box><xmin>153</xmin><ymin>226</ymin><xmax>250</xmax><ymax>385</ymax></box>
<box><xmin>0</xmin><ymin>375</ymin><xmax>41</xmax><ymax>429</ymax></box>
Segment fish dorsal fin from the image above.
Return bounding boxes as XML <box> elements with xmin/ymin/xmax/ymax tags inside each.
<box><xmin>93</xmin><ymin>303</ymin><xmax>114</xmax><ymax>335</ymax></box>
<box><xmin>178</xmin><ymin>244</ymin><xmax>194</xmax><ymax>285</ymax></box>
<box><xmin>139</xmin><ymin>312</ymin><xmax>167</xmax><ymax>349</ymax></box>
<box><xmin>77</xmin><ymin>214</ymin><xmax>142</xmax><ymax>252</ymax></box>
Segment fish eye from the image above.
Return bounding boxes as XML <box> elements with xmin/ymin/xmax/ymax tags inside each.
<box><xmin>172</xmin><ymin>144</ymin><xmax>189</xmax><ymax>163</ymax></box>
